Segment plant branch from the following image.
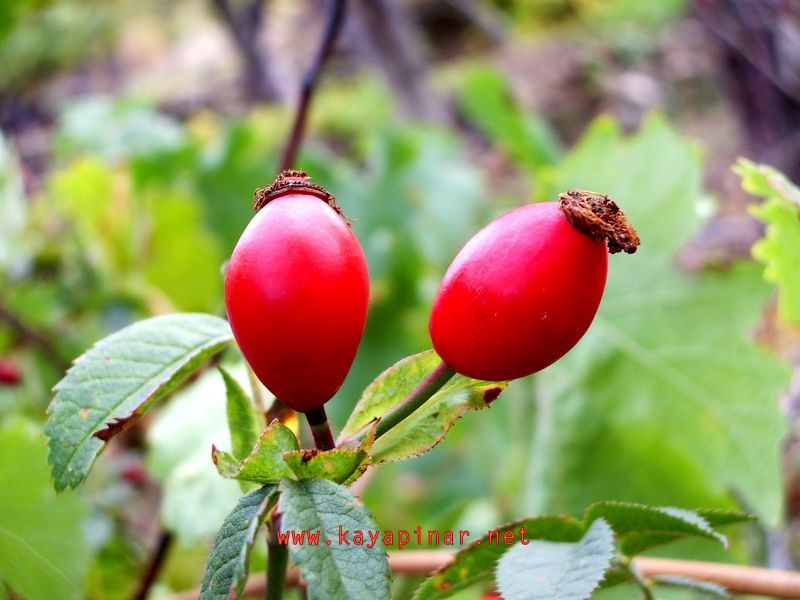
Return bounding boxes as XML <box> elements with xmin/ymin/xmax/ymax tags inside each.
<box><xmin>131</xmin><ymin>531</ymin><xmax>173</xmax><ymax>600</ymax></box>
<box><xmin>265</xmin><ymin>512</ymin><xmax>288</xmax><ymax>600</ymax></box>
<box><xmin>0</xmin><ymin>302</ymin><xmax>70</xmax><ymax>371</ymax></box>
<box><xmin>278</xmin><ymin>0</ymin><xmax>348</xmax><ymax>172</ymax></box>
<box><xmin>305</xmin><ymin>405</ymin><xmax>336</xmax><ymax>451</ymax></box>
<box><xmin>170</xmin><ymin>552</ymin><xmax>800</xmax><ymax>599</ymax></box>
<box><xmin>210</xmin><ymin>0</ymin><xmax>278</xmax><ymax>101</ymax></box>
<box><xmin>354</xmin><ymin>361</ymin><xmax>456</xmax><ymax>443</ymax></box>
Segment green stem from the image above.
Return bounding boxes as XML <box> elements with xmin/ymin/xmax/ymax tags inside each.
<box><xmin>266</xmin><ymin>512</ymin><xmax>288</xmax><ymax>600</ymax></box>
<box><xmin>620</xmin><ymin>556</ymin><xmax>654</xmax><ymax>600</ymax></box>
<box><xmin>362</xmin><ymin>361</ymin><xmax>457</xmax><ymax>442</ymax></box>
<box><xmin>305</xmin><ymin>405</ymin><xmax>336</xmax><ymax>450</ymax></box>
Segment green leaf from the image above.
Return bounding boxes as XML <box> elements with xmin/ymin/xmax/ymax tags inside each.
<box><xmin>200</xmin><ymin>485</ymin><xmax>277</xmax><ymax>600</ymax></box>
<box><xmin>0</xmin><ymin>418</ymin><xmax>91</xmax><ymax>600</ymax></box>
<box><xmin>57</xmin><ymin>96</ymin><xmax>186</xmax><ymax>162</ymax></box>
<box><xmin>737</xmin><ymin>159</ymin><xmax>800</xmax><ymax>323</ymax></box>
<box><xmin>459</xmin><ymin>66</ymin><xmax>562</xmax><ymax>174</ymax></box>
<box><xmin>213</xmin><ymin>421</ymin><xmax>299</xmax><ymax>484</ymax></box>
<box><xmin>220</xmin><ymin>367</ymin><xmax>260</xmax><ymax>460</ymax></box>
<box><xmin>413</xmin><ymin>516</ymin><xmax>585</xmax><ymax>600</ymax></box>
<box><xmin>652</xmin><ymin>575</ymin><xmax>730</xmax><ymax>598</ymax></box>
<box><xmin>342</xmin><ymin>351</ymin><xmax>442</xmax><ymax>437</ymax></box>
<box><xmin>141</xmin><ymin>191</ymin><xmax>223</xmax><ymax>313</ymax></box>
<box><xmin>283</xmin><ymin>446</ymin><xmax>370</xmax><ymax>485</ymax></box>
<box><xmin>529</xmin><ymin>115</ymin><xmax>790</xmax><ymax>524</ymax></box>
<box><xmin>279</xmin><ymin>478</ymin><xmax>391</xmax><ymax>600</ymax></box>
<box><xmin>693</xmin><ymin>508</ymin><xmax>755</xmax><ymax>528</ymax></box>
<box><xmin>496</xmin><ymin>518</ymin><xmax>614</xmax><ymax>600</ymax></box>
<box><xmin>584</xmin><ymin>502</ymin><xmax>725</xmax><ymax>556</ymax></box>
<box><xmin>45</xmin><ymin>313</ymin><xmax>232</xmax><ymax>491</ymax></box>
<box><xmin>342</xmin><ymin>350</ymin><xmax>507</xmax><ymax>463</ymax></box>
<box><xmin>147</xmin><ymin>368</ymin><xmax>246</xmax><ymax>542</ymax></box>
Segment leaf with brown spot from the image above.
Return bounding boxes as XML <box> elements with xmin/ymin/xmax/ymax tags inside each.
<box><xmin>344</xmin><ymin>350</ymin><xmax>507</xmax><ymax>464</ymax></box>
<box><xmin>45</xmin><ymin>314</ymin><xmax>233</xmax><ymax>491</ymax></box>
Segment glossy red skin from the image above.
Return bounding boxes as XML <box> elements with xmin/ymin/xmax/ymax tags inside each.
<box><xmin>429</xmin><ymin>202</ymin><xmax>607</xmax><ymax>381</ymax></box>
<box><xmin>225</xmin><ymin>193</ymin><xmax>369</xmax><ymax>413</ymax></box>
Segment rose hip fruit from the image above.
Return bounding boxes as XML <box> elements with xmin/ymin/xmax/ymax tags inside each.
<box><xmin>429</xmin><ymin>191</ymin><xmax>639</xmax><ymax>381</ymax></box>
<box><xmin>224</xmin><ymin>171</ymin><xmax>369</xmax><ymax>413</ymax></box>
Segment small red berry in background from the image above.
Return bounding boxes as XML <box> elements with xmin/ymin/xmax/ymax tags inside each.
<box><xmin>224</xmin><ymin>171</ymin><xmax>369</xmax><ymax>414</ymax></box>
<box><xmin>0</xmin><ymin>359</ymin><xmax>22</xmax><ymax>386</ymax></box>
<box><xmin>429</xmin><ymin>190</ymin><xmax>639</xmax><ymax>382</ymax></box>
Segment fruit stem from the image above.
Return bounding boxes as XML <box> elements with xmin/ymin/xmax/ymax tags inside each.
<box><xmin>370</xmin><ymin>361</ymin><xmax>457</xmax><ymax>441</ymax></box>
<box><xmin>266</xmin><ymin>512</ymin><xmax>288</xmax><ymax>600</ymax></box>
<box><xmin>305</xmin><ymin>405</ymin><xmax>336</xmax><ymax>451</ymax></box>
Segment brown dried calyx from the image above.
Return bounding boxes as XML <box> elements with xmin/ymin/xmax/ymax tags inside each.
<box><xmin>558</xmin><ymin>190</ymin><xmax>640</xmax><ymax>254</ymax></box>
<box><xmin>253</xmin><ymin>170</ymin><xmax>341</xmax><ymax>214</ymax></box>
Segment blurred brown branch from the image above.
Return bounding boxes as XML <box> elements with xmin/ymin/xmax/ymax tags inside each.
<box><xmin>0</xmin><ymin>302</ymin><xmax>70</xmax><ymax>371</ymax></box>
<box><xmin>170</xmin><ymin>551</ymin><xmax>800</xmax><ymax>599</ymax></box>
<box><xmin>694</xmin><ymin>0</ymin><xmax>800</xmax><ymax>181</ymax></box>
<box><xmin>131</xmin><ymin>531</ymin><xmax>173</xmax><ymax>600</ymax></box>
<box><xmin>210</xmin><ymin>0</ymin><xmax>279</xmax><ymax>102</ymax></box>
<box><xmin>349</xmin><ymin>0</ymin><xmax>451</xmax><ymax>123</ymax></box>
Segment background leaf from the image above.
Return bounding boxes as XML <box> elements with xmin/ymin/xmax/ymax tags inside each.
<box><xmin>45</xmin><ymin>313</ymin><xmax>232</xmax><ymax>490</ymax></box>
<box><xmin>496</xmin><ymin>518</ymin><xmax>614</xmax><ymax>600</ymax></box>
<box><xmin>0</xmin><ymin>418</ymin><xmax>91</xmax><ymax>600</ymax></box>
<box><xmin>738</xmin><ymin>159</ymin><xmax>800</xmax><ymax>323</ymax></box>
<box><xmin>200</xmin><ymin>485</ymin><xmax>276</xmax><ymax>600</ymax></box>
<box><xmin>279</xmin><ymin>478</ymin><xmax>391</xmax><ymax>600</ymax></box>
<box><xmin>528</xmin><ymin>115</ymin><xmax>790</xmax><ymax>523</ymax></box>
<box><xmin>459</xmin><ymin>66</ymin><xmax>563</xmax><ymax>175</ymax></box>
<box><xmin>147</xmin><ymin>367</ymin><xmax>247</xmax><ymax>542</ymax></box>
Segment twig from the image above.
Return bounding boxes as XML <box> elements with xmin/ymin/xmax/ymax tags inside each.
<box><xmin>278</xmin><ymin>0</ymin><xmax>348</xmax><ymax>172</ymax></box>
<box><xmin>169</xmin><ymin>551</ymin><xmax>800</xmax><ymax>599</ymax></box>
<box><xmin>305</xmin><ymin>405</ymin><xmax>336</xmax><ymax>451</ymax></box>
<box><xmin>131</xmin><ymin>531</ymin><xmax>173</xmax><ymax>600</ymax></box>
<box><xmin>210</xmin><ymin>0</ymin><xmax>278</xmax><ymax>101</ymax></box>
<box><xmin>352</xmin><ymin>361</ymin><xmax>457</xmax><ymax>443</ymax></box>
<box><xmin>0</xmin><ymin>302</ymin><xmax>70</xmax><ymax>370</ymax></box>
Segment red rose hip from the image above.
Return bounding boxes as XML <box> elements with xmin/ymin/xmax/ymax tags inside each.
<box><xmin>224</xmin><ymin>171</ymin><xmax>369</xmax><ymax>413</ymax></box>
<box><xmin>429</xmin><ymin>191</ymin><xmax>639</xmax><ymax>381</ymax></box>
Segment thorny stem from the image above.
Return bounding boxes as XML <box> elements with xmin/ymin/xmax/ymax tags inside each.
<box><xmin>266</xmin><ymin>512</ymin><xmax>289</xmax><ymax>600</ymax></box>
<box><xmin>305</xmin><ymin>405</ymin><xmax>336</xmax><ymax>451</ymax></box>
<box><xmin>131</xmin><ymin>531</ymin><xmax>173</xmax><ymax>600</ymax></box>
<box><xmin>278</xmin><ymin>0</ymin><xmax>348</xmax><ymax>172</ymax></box>
<box><xmin>357</xmin><ymin>361</ymin><xmax>457</xmax><ymax>442</ymax></box>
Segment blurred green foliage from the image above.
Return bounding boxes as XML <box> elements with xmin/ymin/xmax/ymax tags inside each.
<box><xmin>0</xmin><ymin>0</ymin><xmax>119</xmax><ymax>91</ymax></box>
<box><xmin>0</xmin><ymin>0</ymin><xmax>794</xmax><ymax>595</ymax></box>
